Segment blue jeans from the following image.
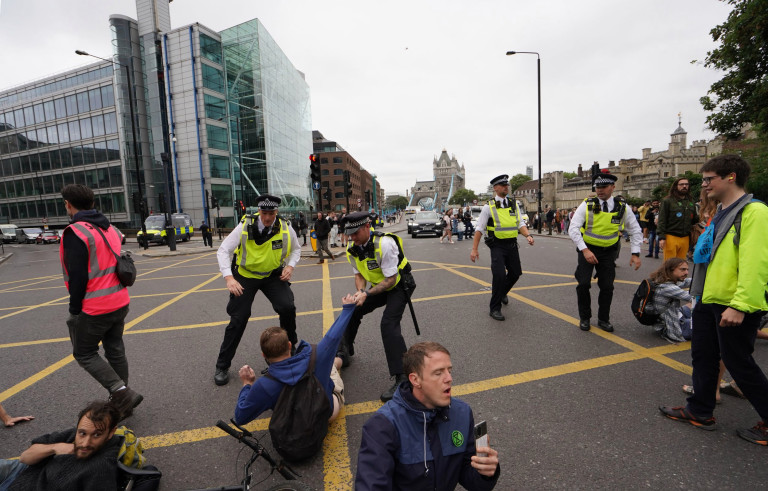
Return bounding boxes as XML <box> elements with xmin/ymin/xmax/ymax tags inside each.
<box><xmin>647</xmin><ymin>230</ymin><xmax>659</xmax><ymax>256</ymax></box>
<box><xmin>0</xmin><ymin>459</ymin><xmax>28</xmax><ymax>491</ymax></box>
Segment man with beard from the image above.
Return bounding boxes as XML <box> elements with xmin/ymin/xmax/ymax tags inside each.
<box><xmin>0</xmin><ymin>401</ymin><xmax>123</xmax><ymax>490</ymax></box>
<box><xmin>657</xmin><ymin>177</ymin><xmax>698</xmax><ymax>260</ymax></box>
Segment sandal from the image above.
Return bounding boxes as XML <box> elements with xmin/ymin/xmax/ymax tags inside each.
<box><xmin>719</xmin><ymin>381</ymin><xmax>746</xmax><ymax>399</ymax></box>
<box><xmin>681</xmin><ymin>384</ymin><xmax>722</xmax><ymax>404</ymax></box>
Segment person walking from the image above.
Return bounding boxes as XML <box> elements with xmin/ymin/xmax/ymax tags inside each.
<box><xmin>200</xmin><ymin>221</ymin><xmax>213</xmax><ymax>247</ymax></box>
<box><xmin>660</xmin><ymin>154</ymin><xmax>768</xmax><ymax>446</ymax></box>
<box><xmin>336</xmin><ymin>212</ymin><xmax>414</xmax><ymax>402</ymax></box>
<box><xmin>213</xmin><ymin>195</ymin><xmax>300</xmax><ymax>386</ymax></box>
<box><xmin>545</xmin><ymin>207</ymin><xmax>555</xmax><ymax>235</ymax></box>
<box><xmin>59</xmin><ymin>184</ymin><xmax>142</xmax><ymax>419</ymax></box>
<box><xmin>314</xmin><ymin>211</ymin><xmax>334</xmax><ymax>264</ymax></box>
<box><xmin>440</xmin><ymin>208</ymin><xmax>454</xmax><ymax>244</ymax></box>
<box><xmin>329</xmin><ymin>211</ymin><xmax>339</xmax><ymax>247</ymax></box>
<box><xmin>298</xmin><ymin>212</ymin><xmax>308</xmax><ymax>246</ymax></box>
<box><xmin>568</xmin><ymin>173</ymin><xmax>642</xmax><ymax>332</ymax></box>
<box><xmin>463</xmin><ymin>206</ymin><xmax>475</xmax><ymax>239</ymax></box>
<box><xmin>644</xmin><ymin>200</ymin><xmax>660</xmax><ymax>258</ymax></box>
<box><xmin>339</xmin><ymin>207</ymin><xmax>348</xmax><ymax>247</ymax></box>
<box><xmin>657</xmin><ymin>177</ymin><xmax>698</xmax><ymax>260</ymax></box>
<box><xmin>470</xmin><ymin>175</ymin><xmax>535</xmax><ymax>321</ymax></box>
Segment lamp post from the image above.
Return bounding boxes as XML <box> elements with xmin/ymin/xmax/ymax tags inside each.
<box><xmin>506</xmin><ymin>50</ymin><xmax>542</xmax><ymax>234</ymax></box>
<box><xmin>76</xmin><ymin>50</ymin><xmax>148</xmax><ymax>249</ymax></box>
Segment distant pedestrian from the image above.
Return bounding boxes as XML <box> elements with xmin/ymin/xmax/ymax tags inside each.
<box><xmin>314</xmin><ymin>212</ymin><xmax>334</xmax><ymax>264</ymax></box>
<box><xmin>644</xmin><ymin>200</ymin><xmax>660</xmax><ymax>258</ymax></box>
<box><xmin>200</xmin><ymin>221</ymin><xmax>213</xmax><ymax>247</ymax></box>
<box><xmin>329</xmin><ymin>211</ymin><xmax>339</xmax><ymax>247</ymax></box>
<box><xmin>298</xmin><ymin>212</ymin><xmax>308</xmax><ymax>246</ymax></box>
<box><xmin>462</xmin><ymin>206</ymin><xmax>475</xmax><ymax>239</ymax></box>
<box><xmin>545</xmin><ymin>207</ymin><xmax>555</xmax><ymax>235</ymax></box>
<box><xmin>440</xmin><ymin>209</ymin><xmax>454</xmax><ymax>244</ymax></box>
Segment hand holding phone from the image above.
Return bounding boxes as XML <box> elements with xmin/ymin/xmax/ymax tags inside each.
<box><xmin>474</xmin><ymin>421</ymin><xmax>488</xmax><ymax>457</ymax></box>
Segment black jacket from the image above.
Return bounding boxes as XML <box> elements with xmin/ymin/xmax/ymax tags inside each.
<box><xmin>314</xmin><ymin>217</ymin><xmax>331</xmax><ymax>239</ymax></box>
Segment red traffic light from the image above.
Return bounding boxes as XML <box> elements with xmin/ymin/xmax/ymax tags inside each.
<box><xmin>309</xmin><ymin>154</ymin><xmax>318</xmax><ymax>163</ymax></box>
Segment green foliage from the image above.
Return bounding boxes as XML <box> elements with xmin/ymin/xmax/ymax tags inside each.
<box><xmin>449</xmin><ymin>188</ymin><xmax>478</xmax><ymax>205</ymax></box>
<box><xmin>563</xmin><ymin>172</ymin><xmax>578</xmax><ymax>179</ymax></box>
<box><xmin>386</xmin><ymin>196</ymin><xmax>409</xmax><ymax>210</ymax></box>
<box><xmin>736</xmin><ymin>136</ymin><xmax>768</xmax><ymax>202</ymax></box>
<box><xmin>508</xmin><ymin>174</ymin><xmax>531</xmax><ymax>192</ymax></box>
<box><xmin>698</xmin><ymin>0</ymin><xmax>768</xmax><ymax>137</ymax></box>
<box><xmin>650</xmin><ymin>171</ymin><xmax>702</xmax><ymax>202</ymax></box>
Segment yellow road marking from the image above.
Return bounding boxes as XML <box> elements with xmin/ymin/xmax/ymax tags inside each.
<box><xmin>321</xmin><ymin>262</ymin><xmax>334</xmax><ymax>336</ymax></box>
<box><xmin>0</xmin><ymin>271</ymin><xmax>222</xmax><ymax>403</ymax></box>
<box><xmin>0</xmin><ymin>277</ymin><xmax>61</xmax><ymax>293</ymax></box>
<box><xmin>0</xmin><ymin>274</ymin><xmax>59</xmax><ymax>286</ymax></box>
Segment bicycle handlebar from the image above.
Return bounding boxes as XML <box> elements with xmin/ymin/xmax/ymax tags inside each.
<box><xmin>215</xmin><ymin>420</ymin><xmax>297</xmax><ymax>481</ymax></box>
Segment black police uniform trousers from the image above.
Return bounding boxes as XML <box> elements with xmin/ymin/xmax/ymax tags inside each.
<box><xmin>343</xmin><ymin>284</ymin><xmax>409</xmax><ymax>376</ymax></box>
<box><xmin>687</xmin><ymin>303</ymin><xmax>768</xmax><ymax>420</ymax></box>
<box><xmin>215</xmin><ymin>267</ymin><xmax>297</xmax><ymax>370</ymax></box>
<box><xmin>574</xmin><ymin>242</ymin><xmax>618</xmax><ymax>322</ymax></box>
<box><xmin>489</xmin><ymin>238</ymin><xmax>523</xmax><ymax>313</ymax></box>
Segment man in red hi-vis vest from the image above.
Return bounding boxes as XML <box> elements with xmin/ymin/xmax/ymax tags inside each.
<box><xmin>60</xmin><ymin>184</ymin><xmax>142</xmax><ymax>421</ymax></box>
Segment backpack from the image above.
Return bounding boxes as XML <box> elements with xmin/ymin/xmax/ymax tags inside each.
<box><xmin>266</xmin><ymin>345</ymin><xmax>332</xmax><ymax>462</ymax></box>
<box><xmin>114</xmin><ymin>426</ymin><xmax>146</xmax><ymax>469</ymax></box>
<box><xmin>631</xmin><ymin>279</ymin><xmax>660</xmax><ymax>325</ymax></box>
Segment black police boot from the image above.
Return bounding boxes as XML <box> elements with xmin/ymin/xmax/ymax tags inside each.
<box><xmin>214</xmin><ymin>368</ymin><xmax>229</xmax><ymax>386</ymax></box>
<box><xmin>381</xmin><ymin>374</ymin><xmax>408</xmax><ymax>402</ymax></box>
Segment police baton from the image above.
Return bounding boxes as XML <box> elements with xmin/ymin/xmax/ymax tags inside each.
<box><xmin>406</xmin><ymin>295</ymin><xmax>420</xmax><ymax>336</ymax></box>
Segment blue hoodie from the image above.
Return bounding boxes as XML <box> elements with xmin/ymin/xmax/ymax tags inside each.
<box><xmin>356</xmin><ymin>383</ymin><xmax>500</xmax><ymax>491</ymax></box>
<box><xmin>234</xmin><ymin>303</ymin><xmax>354</xmax><ymax>425</ymax></box>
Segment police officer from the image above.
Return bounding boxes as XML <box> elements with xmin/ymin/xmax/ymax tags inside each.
<box><xmin>568</xmin><ymin>173</ymin><xmax>642</xmax><ymax>332</ymax></box>
<box><xmin>213</xmin><ymin>195</ymin><xmax>300</xmax><ymax>385</ymax></box>
<box><xmin>470</xmin><ymin>174</ymin><xmax>535</xmax><ymax>321</ymax></box>
<box><xmin>336</xmin><ymin>211</ymin><xmax>413</xmax><ymax>402</ymax></box>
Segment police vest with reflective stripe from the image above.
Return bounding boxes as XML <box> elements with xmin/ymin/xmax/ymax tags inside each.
<box><xmin>346</xmin><ymin>233</ymin><xmax>409</xmax><ymax>290</ymax></box>
<box><xmin>235</xmin><ymin>215</ymin><xmax>292</xmax><ymax>279</ymax></box>
<box><xmin>580</xmin><ymin>197</ymin><xmax>625</xmax><ymax>247</ymax></box>
<box><xmin>487</xmin><ymin>200</ymin><xmax>520</xmax><ymax>239</ymax></box>
<box><xmin>59</xmin><ymin>223</ymin><xmax>130</xmax><ymax>316</ymax></box>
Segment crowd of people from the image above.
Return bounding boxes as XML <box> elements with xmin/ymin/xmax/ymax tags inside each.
<box><xmin>3</xmin><ymin>153</ymin><xmax>767</xmax><ymax>490</ymax></box>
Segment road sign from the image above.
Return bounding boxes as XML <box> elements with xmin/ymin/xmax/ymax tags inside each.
<box><xmin>357</xmin><ymin>198</ymin><xmax>362</xmax><ymax>205</ymax></box>
<box><xmin>312</xmin><ymin>181</ymin><xmax>321</xmax><ymax>190</ymax></box>
<box><xmin>473</xmin><ymin>199</ymin><xmax>478</xmax><ymax>205</ymax></box>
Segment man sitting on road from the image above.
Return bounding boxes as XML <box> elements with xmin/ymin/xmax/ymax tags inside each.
<box><xmin>648</xmin><ymin>257</ymin><xmax>693</xmax><ymax>343</ymax></box>
<box><xmin>356</xmin><ymin>342</ymin><xmax>500</xmax><ymax>490</ymax></box>
<box><xmin>1</xmin><ymin>401</ymin><xmax>123</xmax><ymax>491</ymax></box>
<box><xmin>233</xmin><ymin>294</ymin><xmax>356</xmax><ymax>426</ymax></box>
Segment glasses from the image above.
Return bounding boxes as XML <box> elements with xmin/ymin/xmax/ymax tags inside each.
<box><xmin>701</xmin><ymin>175</ymin><xmax>723</xmax><ymax>184</ymax></box>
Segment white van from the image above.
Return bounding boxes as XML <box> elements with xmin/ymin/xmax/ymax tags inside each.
<box><xmin>0</xmin><ymin>224</ymin><xmax>18</xmax><ymax>243</ymax></box>
<box><xmin>18</xmin><ymin>227</ymin><xmax>44</xmax><ymax>244</ymax></box>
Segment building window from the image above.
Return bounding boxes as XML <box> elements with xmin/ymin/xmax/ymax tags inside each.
<box><xmin>100</xmin><ymin>85</ymin><xmax>115</xmax><ymax>107</ymax></box>
<box><xmin>321</xmin><ymin>157</ymin><xmax>328</xmax><ymax>164</ymax></box>
<box><xmin>209</xmin><ymin>154</ymin><xmax>231</xmax><ymax>179</ymax></box>
<box><xmin>201</xmin><ymin>64</ymin><xmax>226</xmax><ymax>94</ymax></box>
<box><xmin>204</xmin><ymin>94</ymin><xmax>227</xmax><ymax>121</ymax></box>
<box><xmin>211</xmin><ymin>183</ymin><xmax>233</xmax><ymax>208</ymax></box>
<box><xmin>321</xmin><ymin>169</ymin><xmax>329</xmax><ymax>175</ymax></box>
<box><xmin>206</xmin><ymin>124</ymin><xmax>228</xmax><ymax>151</ymax></box>
<box><xmin>335</xmin><ymin>192</ymin><xmax>344</xmax><ymax>198</ymax></box>
<box><xmin>200</xmin><ymin>33</ymin><xmax>223</xmax><ymax>65</ymax></box>
<box><xmin>333</xmin><ymin>156</ymin><xmax>342</xmax><ymax>163</ymax></box>
<box><xmin>334</xmin><ymin>180</ymin><xmax>345</xmax><ymax>187</ymax></box>
<box><xmin>333</xmin><ymin>169</ymin><xmax>344</xmax><ymax>175</ymax></box>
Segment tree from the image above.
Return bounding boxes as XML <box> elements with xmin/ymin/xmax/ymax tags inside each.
<box><xmin>386</xmin><ymin>196</ymin><xmax>409</xmax><ymax>210</ymax></box>
<box><xmin>698</xmin><ymin>0</ymin><xmax>768</xmax><ymax>138</ymax></box>
<box><xmin>563</xmin><ymin>172</ymin><xmax>578</xmax><ymax>179</ymax></box>
<box><xmin>508</xmin><ymin>174</ymin><xmax>531</xmax><ymax>192</ymax></box>
<box><xmin>449</xmin><ymin>188</ymin><xmax>478</xmax><ymax>205</ymax></box>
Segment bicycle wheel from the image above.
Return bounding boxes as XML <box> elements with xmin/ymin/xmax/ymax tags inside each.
<box><xmin>264</xmin><ymin>482</ymin><xmax>313</xmax><ymax>491</ymax></box>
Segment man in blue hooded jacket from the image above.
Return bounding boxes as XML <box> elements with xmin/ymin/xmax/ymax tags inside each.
<box><xmin>233</xmin><ymin>294</ymin><xmax>355</xmax><ymax>426</ymax></box>
<box><xmin>356</xmin><ymin>342</ymin><xmax>500</xmax><ymax>490</ymax></box>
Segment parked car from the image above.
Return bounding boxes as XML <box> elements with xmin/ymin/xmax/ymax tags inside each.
<box><xmin>0</xmin><ymin>224</ymin><xmax>19</xmax><ymax>243</ymax></box>
<box><xmin>35</xmin><ymin>231</ymin><xmax>60</xmax><ymax>244</ymax></box>
<box><xmin>409</xmin><ymin>211</ymin><xmax>443</xmax><ymax>238</ymax></box>
<box><xmin>18</xmin><ymin>228</ymin><xmax>45</xmax><ymax>244</ymax></box>
<box><xmin>113</xmin><ymin>226</ymin><xmax>127</xmax><ymax>245</ymax></box>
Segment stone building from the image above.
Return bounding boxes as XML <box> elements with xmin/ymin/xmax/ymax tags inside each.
<box><xmin>407</xmin><ymin>149</ymin><xmax>465</xmax><ymax>210</ymax></box>
<box><xmin>514</xmin><ymin>118</ymin><xmax>727</xmax><ymax>211</ymax></box>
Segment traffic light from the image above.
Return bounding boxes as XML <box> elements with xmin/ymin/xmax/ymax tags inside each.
<box><xmin>211</xmin><ymin>196</ymin><xmax>219</xmax><ymax>209</ymax></box>
<box><xmin>323</xmin><ymin>188</ymin><xmax>332</xmax><ymax>206</ymax></box>
<box><xmin>591</xmin><ymin>162</ymin><xmax>600</xmax><ymax>191</ymax></box>
<box><xmin>365</xmin><ymin>189</ymin><xmax>371</xmax><ymax>204</ymax></box>
<box><xmin>158</xmin><ymin>192</ymin><xmax>167</xmax><ymax>213</ymax></box>
<box><xmin>310</xmin><ymin>154</ymin><xmax>321</xmax><ymax>183</ymax></box>
<box><xmin>344</xmin><ymin>170</ymin><xmax>352</xmax><ymax>196</ymax></box>
<box><xmin>239</xmin><ymin>200</ymin><xmax>245</xmax><ymax>216</ymax></box>
<box><xmin>132</xmin><ymin>192</ymin><xmax>146</xmax><ymax>215</ymax></box>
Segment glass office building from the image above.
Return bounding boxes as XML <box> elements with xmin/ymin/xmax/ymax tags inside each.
<box><xmin>0</xmin><ymin>63</ymin><xmax>128</xmax><ymax>227</ymax></box>
<box><xmin>0</xmin><ymin>0</ymin><xmax>313</xmax><ymax>231</ymax></box>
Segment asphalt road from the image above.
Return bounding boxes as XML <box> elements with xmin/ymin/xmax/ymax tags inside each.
<box><xmin>1</xmin><ymin>226</ymin><xmax>767</xmax><ymax>490</ymax></box>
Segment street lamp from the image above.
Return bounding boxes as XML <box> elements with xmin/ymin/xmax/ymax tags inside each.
<box><xmin>217</xmin><ymin>115</ymin><xmax>246</xmax><ymax>220</ymax></box>
<box><xmin>506</xmin><ymin>50</ymin><xmax>542</xmax><ymax>234</ymax></box>
<box><xmin>76</xmin><ymin>49</ymin><xmax>148</xmax><ymax>249</ymax></box>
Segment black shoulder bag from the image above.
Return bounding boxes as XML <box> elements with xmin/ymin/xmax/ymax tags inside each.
<box><xmin>94</xmin><ymin>226</ymin><xmax>137</xmax><ymax>287</ymax></box>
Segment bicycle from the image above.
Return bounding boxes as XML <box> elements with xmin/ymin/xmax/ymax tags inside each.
<box><xmin>186</xmin><ymin>419</ymin><xmax>313</xmax><ymax>491</ymax></box>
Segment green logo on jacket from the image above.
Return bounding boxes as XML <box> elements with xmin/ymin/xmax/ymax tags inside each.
<box><xmin>451</xmin><ymin>430</ymin><xmax>464</xmax><ymax>447</ymax></box>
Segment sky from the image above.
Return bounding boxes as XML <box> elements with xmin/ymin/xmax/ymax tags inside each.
<box><xmin>0</xmin><ymin>0</ymin><xmax>733</xmax><ymax>196</ymax></box>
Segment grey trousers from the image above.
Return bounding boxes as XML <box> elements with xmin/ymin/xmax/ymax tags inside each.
<box><xmin>317</xmin><ymin>238</ymin><xmax>333</xmax><ymax>260</ymax></box>
<box><xmin>67</xmin><ymin>305</ymin><xmax>130</xmax><ymax>393</ymax></box>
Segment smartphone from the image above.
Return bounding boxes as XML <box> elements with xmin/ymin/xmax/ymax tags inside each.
<box><xmin>474</xmin><ymin>421</ymin><xmax>488</xmax><ymax>457</ymax></box>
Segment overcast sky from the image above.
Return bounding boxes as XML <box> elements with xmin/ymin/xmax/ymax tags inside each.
<box><xmin>0</xmin><ymin>0</ymin><xmax>733</xmax><ymax>195</ymax></box>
